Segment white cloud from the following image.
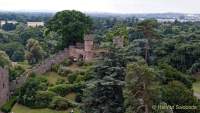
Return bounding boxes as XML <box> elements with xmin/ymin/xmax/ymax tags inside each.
<box><xmin>0</xmin><ymin>0</ymin><xmax>199</xmax><ymax>13</ymax></box>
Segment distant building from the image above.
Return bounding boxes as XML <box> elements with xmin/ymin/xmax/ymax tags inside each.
<box><xmin>0</xmin><ymin>20</ymin><xmax>18</xmax><ymax>27</ymax></box>
<box><xmin>27</xmin><ymin>22</ymin><xmax>44</xmax><ymax>27</ymax></box>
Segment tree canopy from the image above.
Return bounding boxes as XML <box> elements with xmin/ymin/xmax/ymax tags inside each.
<box><xmin>46</xmin><ymin>10</ymin><xmax>92</xmax><ymax>49</ymax></box>
<box><xmin>0</xmin><ymin>51</ymin><xmax>11</xmax><ymax>68</ymax></box>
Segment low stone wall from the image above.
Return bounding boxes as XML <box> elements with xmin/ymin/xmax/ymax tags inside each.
<box><xmin>9</xmin><ymin>72</ymin><xmax>28</xmax><ymax>92</ymax></box>
<box><xmin>10</xmin><ymin>48</ymin><xmax>69</xmax><ymax>92</ymax></box>
<box><xmin>9</xmin><ymin>35</ymin><xmax>96</xmax><ymax>92</ymax></box>
<box><xmin>69</xmin><ymin>46</ymin><xmax>85</xmax><ymax>60</ymax></box>
<box><xmin>32</xmin><ymin>48</ymin><xmax>69</xmax><ymax>74</ymax></box>
<box><xmin>0</xmin><ymin>68</ymin><xmax>9</xmax><ymax>107</ymax></box>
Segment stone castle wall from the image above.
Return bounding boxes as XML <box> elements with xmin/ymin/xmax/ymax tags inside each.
<box><xmin>10</xmin><ymin>48</ymin><xmax>69</xmax><ymax>92</ymax></box>
<box><xmin>9</xmin><ymin>35</ymin><xmax>124</xmax><ymax>93</ymax></box>
<box><xmin>9</xmin><ymin>35</ymin><xmax>95</xmax><ymax>92</ymax></box>
<box><xmin>9</xmin><ymin>71</ymin><xmax>29</xmax><ymax>92</ymax></box>
<box><xmin>1</xmin><ymin>34</ymin><xmax>96</xmax><ymax>107</ymax></box>
<box><xmin>68</xmin><ymin>35</ymin><xmax>94</xmax><ymax>61</ymax></box>
<box><xmin>0</xmin><ymin>68</ymin><xmax>9</xmax><ymax>107</ymax></box>
<box><xmin>32</xmin><ymin>48</ymin><xmax>69</xmax><ymax>74</ymax></box>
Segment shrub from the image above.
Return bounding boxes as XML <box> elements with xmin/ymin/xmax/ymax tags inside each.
<box><xmin>48</xmin><ymin>84</ymin><xmax>72</xmax><ymax>96</ymax></box>
<box><xmin>34</xmin><ymin>91</ymin><xmax>57</xmax><ymax>108</ymax></box>
<box><xmin>9</xmin><ymin>65</ymin><xmax>25</xmax><ymax>80</ymax></box>
<box><xmin>68</xmin><ymin>73</ymin><xmax>78</xmax><ymax>84</ymax></box>
<box><xmin>75</xmin><ymin>93</ymin><xmax>82</xmax><ymax>103</ymax></box>
<box><xmin>161</xmin><ymin>81</ymin><xmax>199</xmax><ymax>113</ymax></box>
<box><xmin>75</xmin><ymin>75</ymin><xmax>84</xmax><ymax>83</ymax></box>
<box><xmin>158</xmin><ymin>63</ymin><xmax>193</xmax><ymax>88</ymax></box>
<box><xmin>70</xmin><ymin>83</ymin><xmax>85</xmax><ymax>93</ymax></box>
<box><xmin>18</xmin><ymin>76</ymin><xmax>48</xmax><ymax>107</ymax></box>
<box><xmin>83</xmin><ymin>61</ymin><xmax>93</xmax><ymax>67</ymax></box>
<box><xmin>75</xmin><ymin>73</ymin><xmax>92</xmax><ymax>83</ymax></box>
<box><xmin>58</xmin><ymin>66</ymin><xmax>72</xmax><ymax>76</ymax></box>
<box><xmin>1</xmin><ymin>97</ymin><xmax>17</xmax><ymax>113</ymax></box>
<box><xmin>51</xmin><ymin>64</ymin><xmax>59</xmax><ymax>72</ymax></box>
<box><xmin>62</xmin><ymin>58</ymin><xmax>73</xmax><ymax>66</ymax></box>
<box><xmin>78</xmin><ymin>70</ymin><xmax>85</xmax><ymax>75</ymax></box>
<box><xmin>49</xmin><ymin>96</ymin><xmax>71</xmax><ymax>110</ymax></box>
<box><xmin>49</xmin><ymin>83</ymin><xmax>85</xmax><ymax>96</ymax></box>
<box><xmin>76</xmin><ymin>60</ymin><xmax>84</xmax><ymax>66</ymax></box>
<box><xmin>56</xmin><ymin>79</ymin><xmax>66</xmax><ymax>85</ymax></box>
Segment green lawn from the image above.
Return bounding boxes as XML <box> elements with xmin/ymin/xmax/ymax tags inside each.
<box><xmin>44</xmin><ymin>72</ymin><xmax>67</xmax><ymax>85</ymax></box>
<box><xmin>193</xmin><ymin>81</ymin><xmax>200</xmax><ymax>94</ymax></box>
<box><xmin>12</xmin><ymin>104</ymin><xmax>80</xmax><ymax>113</ymax></box>
<box><xmin>65</xmin><ymin>92</ymin><xmax>77</xmax><ymax>101</ymax></box>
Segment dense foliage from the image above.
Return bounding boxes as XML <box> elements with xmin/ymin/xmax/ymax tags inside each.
<box><xmin>1</xmin><ymin>11</ymin><xmax>200</xmax><ymax>113</ymax></box>
<box><xmin>82</xmin><ymin>47</ymin><xmax>126</xmax><ymax>113</ymax></box>
<box><xmin>0</xmin><ymin>12</ymin><xmax>53</xmax><ymax>22</ymax></box>
<box><xmin>46</xmin><ymin>10</ymin><xmax>92</xmax><ymax>49</ymax></box>
<box><xmin>25</xmin><ymin>38</ymin><xmax>44</xmax><ymax>64</ymax></box>
<box><xmin>0</xmin><ymin>50</ymin><xmax>11</xmax><ymax>68</ymax></box>
<box><xmin>18</xmin><ymin>75</ymin><xmax>48</xmax><ymax>107</ymax></box>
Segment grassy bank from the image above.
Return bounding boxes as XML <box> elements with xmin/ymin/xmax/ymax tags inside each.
<box><xmin>12</xmin><ymin>104</ymin><xmax>80</xmax><ymax>113</ymax></box>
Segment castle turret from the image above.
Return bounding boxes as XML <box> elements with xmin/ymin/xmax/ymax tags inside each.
<box><xmin>84</xmin><ymin>34</ymin><xmax>94</xmax><ymax>61</ymax></box>
<box><xmin>84</xmin><ymin>34</ymin><xmax>94</xmax><ymax>51</ymax></box>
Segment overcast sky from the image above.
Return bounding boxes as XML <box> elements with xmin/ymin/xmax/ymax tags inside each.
<box><xmin>0</xmin><ymin>0</ymin><xmax>199</xmax><ymax>14</ymax></box>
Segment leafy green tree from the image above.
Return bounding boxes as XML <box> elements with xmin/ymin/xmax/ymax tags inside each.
<box><xmin>0</xmin><ymin>51</ymin><xmax>11</xmax><ymax>68</ymax></box>
<box><xmin>18</xmin><ymin>27</ymin><xmax>45</xmax><ymax>45</ymax></box>
<box><xmin>106</xmin><ymin>23</ymin><xmax>128</xmax><ymax>42</ymax></box>
<box><xmin>44</xmin><ymin>31</ymin><xmax>61</xmax><ymax>54</ymax></box>
<box><xmin>169</xmin><ymin>43</ymin><xmax>200</xmax><ymax>72</ymax></box>
<box><xmin>124</xmin><ymin>62</ymin><xmax>161</xmax><ymax>113</ymax></box>
<box><xmin>190</xmin><ymin>63</ymin><xmax>200</xmax><ymax>74</ymax></box>
<box><xmin>46</xmin><ymin>10</ymin><xmax>92</xmax><ymax>49</ymax></box>
<box><xmin>25</xmin><ymin>38</ymin><xmax>44</xmax><ymax>64</ymax></box>
<box><xmin>136</xmin><ymin>19</ymin><xmax>159</xmax><ymax>63</ymax></box>
<box><xmin>0</xmin><ymin>30</ymin><xmax>16</xmax><ymax>43</ymax></box>
<box><xmin>11</xmin><ymin>50</ymin><xmax>25</xmax><ymax>62</ymax></box>
<box><xmin>49</xmin><ymin>96</ymin><xmax>72</xmax><ymax>110</ymax></box>
<box><xmin>1</xmin><ymin>42</ymin><xmax>25</xmax><ymax>62</ymax></box>
<box><xmin>157</xmin><ymin>63</ymin><xmax>193</xmax><ymax>88</ymax></box>
<box><xmin>82</xmin><ymin>47</ymin><xmax>126</xmax><ymax>113</ymax></box>
<box><xmin>18</xmin><ymin>76</ymin><xmax>48</xmax><ymax>107</ymax></box>
<box><xmin>35</xmin><ymin>91</ymin><xmax>56</xmax><ymax>108</ymax></box>
<box><xmin>2</xmin><ymin>22</ymin><xmax>16</xmax><ymax>31</ymax></box>
<box><xmin>15</xmin><ymin>23</ymin><xmax>27</xmax><ymax>33</ymax></box>
<box><xmin>9</xmin><ymin>65</ymin><xmax>25</xmax><ymax>80</ymax></box>
<box><xmin>161</xmin><ymin>81</ymin><xmax>200</xmax><ymax>113</ymax></box>
<box><xmin>0</xmin><ymin>32</ymin><xmax>8</xmax><ymax>43</ymax></box>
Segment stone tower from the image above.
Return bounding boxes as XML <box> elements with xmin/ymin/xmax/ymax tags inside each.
<box><xmin>0</xmin><ymin>68</ymin><xmax>9</xmax><ymax>107</ymax></box>
<box><xmin>84</xmin><ymin>34</ymin><xmax>94</xmax><ymax>61</ymax></box>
